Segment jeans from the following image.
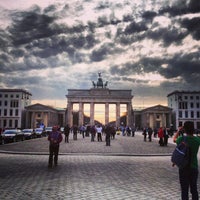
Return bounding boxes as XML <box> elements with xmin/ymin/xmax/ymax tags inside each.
<box><xmin>179</xmin><ymin>168</ymin><xmax>199</xmax><ymax>200</ymax></box>
<box><xmin>48</xmin><ymin>144</ymin><xmax>59</xmax><ymax>167</ymax></box>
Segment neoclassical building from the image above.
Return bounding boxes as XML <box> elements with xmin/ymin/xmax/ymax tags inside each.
<box><xmin>66</xmin><ymin>73</ymin><xmax>133</xmax><ymax>127</ymax></box>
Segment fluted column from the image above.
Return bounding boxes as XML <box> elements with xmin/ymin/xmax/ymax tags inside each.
<box><xmin>116</xmin><ymin>102</ymin><xmax>120</xmax><ymax>127</ymax></box>
<box><xmin>67</xmin><ymin>102</ymin><xmax>73</xmax><ymax>127</ymax></box>
<box><xmin>79</xmin><ymin>102</ymin><xmax>83</xmax><ymax>126</ymax></box>
<box><xmin>127</xmin><ymin>103</ymin><xmax>132</xmax><ymax>126</ymax></box>
<box><xmin>90</xmin><ymin>102</ymin><xmax>94</xmax><ymax>125</ymax></box>
<box><xmin>105</xmin><ymin>103</ymin><xmax>109</xmax><ymax>125</ymax></box>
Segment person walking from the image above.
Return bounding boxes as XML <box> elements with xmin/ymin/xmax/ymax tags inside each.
<box><xmin>148</xmin><ymin>127</ymin><xmax>153</xmax><ymax>142</ymax></box>
<box><xmin>48</xmin><ymin>126</ymin><xmax>63</xmax><ymax>168</ymax></box>
<box><xmin>90</xmin><ymin>125</ymin><xmax>96</xmax><ymax>142</ymax></box>
<box><xmin>173</xmin><ymin>121</ymin><xmax>200</xmax><ymax>200</ymax></box>
<box><xmin>143</xmin><ymin>127</ymin><xmax>147</xmax><ymax>142</ymax></box>
<box><xmin>96</xmin><ymin>125</ymin><xmax>102</xmax><ymax>142</ymax></box>
<box><xmin>72</xmin><ymin>125</ymin><xmax>78</xmax><ymax>140</ymax></box>
<box><xmin>163</xmin><ymin>127</ymin><xmax>169</xmax><ymax>146</ymax></box>
<box><xmin>64</xmin><ymin>124</ymin><xmax>70</xmax><ymax>143</ymax></box>
<box><xmin>158</xmin><ymin>127</ymin><xmax>164</xmax><ymax>146</ymax></box>
<box><xmin>105</xmin><ymin>125</ymin><xmax>111</xmax><ymax>146</ymax></box>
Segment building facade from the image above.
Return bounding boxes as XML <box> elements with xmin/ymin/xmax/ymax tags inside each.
<box><xmin>25</xmin><ymin>103</ymin><xmax>65</xmax><ymax>129</ymax></box>
<box><xmin>167</xmin><ymin>90</ymin><xmax>200</xmax><ymax>129</ymax></box>
<box><xmin>0</xmin><ymin>89</ymin><xmax>32</xmax><ymax>129</ymax></box>
<box><xmin>140</xmin><ymin>105</ymin><xmax>172</xmax><ymax>129</ymax></box>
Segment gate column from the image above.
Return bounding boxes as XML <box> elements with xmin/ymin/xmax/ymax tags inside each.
<box><xmin>116</xmin><ymin>102</ymin><xmax>120</xmax><ymax>127</ymax></box>
<box><xmin>105</xmin><ymin>103</ymin><xmax>109</xmax><ymax>125</ymax></box>
<box><xmin>90</xmin><ymin>102</ymin><xmax>94</xmax><ymax>125</ymax></box>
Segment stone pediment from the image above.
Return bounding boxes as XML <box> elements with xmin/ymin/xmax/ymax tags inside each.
<box><xmin>142</xmin><ymin>104</ymin><xmax>172</xmax><ymax>112</ymax></box>
<box><xmin>26</xmin><ymin>103</ymin><xmax>57</xmax><ymax>111</ymax></box>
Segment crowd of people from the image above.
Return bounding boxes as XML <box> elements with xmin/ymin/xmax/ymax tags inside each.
<box><xmin>47</xmin><ymin>122</ymin><xmax>200</xmax><ymax>200</ymax></box>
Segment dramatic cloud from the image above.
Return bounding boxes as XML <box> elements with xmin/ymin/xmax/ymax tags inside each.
<box><xmin>0</xmin><ymin>0</ymin><xmax>199</xmax><ymax>108</ymax></box>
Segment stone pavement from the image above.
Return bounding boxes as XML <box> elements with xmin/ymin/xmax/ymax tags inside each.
<box><xmin>0</xmin><ymin>132</ymin><xmax>199</xmax><ymax>200</ymax></box>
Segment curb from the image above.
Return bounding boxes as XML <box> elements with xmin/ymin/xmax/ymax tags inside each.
<box><xmin>0</xmin><ymin>150</ymin><xmax>172</xmax><ymax>157</ymax></box>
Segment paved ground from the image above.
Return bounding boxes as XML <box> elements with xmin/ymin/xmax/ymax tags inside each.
<box><xmin>0</xmin><ymin>132</ymin><xmax>199</xmax><ymax>200</ymax></box>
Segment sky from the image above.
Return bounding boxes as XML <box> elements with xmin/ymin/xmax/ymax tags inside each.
<box><xmin>0</xmin><ymin>0</ymin><xmax>200</xmax><ymax>109</ymax></box>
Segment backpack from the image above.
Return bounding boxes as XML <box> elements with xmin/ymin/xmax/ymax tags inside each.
<box><xmin>171</xmin><ymin>136</ymin><xmax>191</xmax><ymax>169</ymax></box>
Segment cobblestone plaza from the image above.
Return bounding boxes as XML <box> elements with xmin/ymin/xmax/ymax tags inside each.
<box><xmin>0</xmin><ymin>132</ymin><xmax>199</xmax><ymax>200</ymax></box>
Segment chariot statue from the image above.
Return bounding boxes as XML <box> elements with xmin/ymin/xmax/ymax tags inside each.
<box><xmin>92</xmin><ymin>72</ymin><xmax>108</xmax><ymax>88</ymax></box>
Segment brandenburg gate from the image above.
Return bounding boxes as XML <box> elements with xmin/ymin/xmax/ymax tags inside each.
<box><xmin>66</xmin><ymin>73</ymin><xmax>133</xmax><ymax>127</ymax></box>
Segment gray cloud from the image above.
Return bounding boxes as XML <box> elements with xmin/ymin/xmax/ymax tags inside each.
<box><xmin>0</xmin><ymin>0</ymin><xmax>199</xmax><ymax>107</ymax></box>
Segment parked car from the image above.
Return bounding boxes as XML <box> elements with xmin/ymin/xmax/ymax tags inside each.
<box><xmin>22</xmin><ymin>129</ymin><xmax>36</xmax><ymax>139</ymax></box>
<box><xmin>0</xmin><ymin>134</ymin><xmax>4</xmax><ymax>145</ymax></box>
<box><xmin>35</xmin><ymin>128</ymin><xmax>44</xmax><ymax>137</ymax></box>
<box><xmin>44</xmin><ymin>127</ymin><xmax>52</xmax><ymax>136</ymax></box>
<box><xmin>2</xmin><ymin>129</ymin><xmax>25</xmax><ymax>143</ymax></box>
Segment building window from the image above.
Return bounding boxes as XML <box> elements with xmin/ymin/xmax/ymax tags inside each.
<box><xmin>190</xmin><ymin>96</ymin><xmax>193</xmax><ymax>100</ymax></box>
<box><xmin>179</xmin><ymin>111</ymin><xmax>182</xmax><ymax>118</ymax></box>
<box><xmin>197</xmin><ymin>103</ymin><xmax>199</xmax><ymax>108</ymax></box>
<box><xmin>184</xmin><ymin>96</ymin><xmax>188</xmax><ymax>100</ymax></box>
<box><xmin>0</xmin><ymin>109</ymin><xmax>1</xmax><ymax>116</ymax></box>
<box><xmin>185</xmin><ymin>111</ymin><xmax>188</xmax><ymax>118</ymax></box>
<box><xmin>9</xmin><ymin>120</ymin><xmax>12</xmax><ymax>127</ymax></box>
<box><xmin>15</xmin><ymin>109</ymin><xmax>18</xmax><ymax>116</ymax></box>
<box><xmin>4</xmin><ymin>94</ymin><xmax>8</xmax><ymax>98</ymax></box>
<box><xmin>179</xmin><ymin>102</ymin><xmax>188</xmax><ymax>109</ymax></box>
<box><xmin>37</xmin><ymin>113</ymin><xmax>41</xmax><ymax>118</ymax></box>
<box><xmin>4</xmin><ymin>101</ymin><xmax>8</xmax><ymax>106</ymax></box>
<box><xmin>0</xmin><ymin>101</ymin><xmax>1</xmax><ymax>106</ymax></box>
<box><xmin>16</xmin><ymin>94</ymin><xmax>19</xmax><ymax>98</ymax></box>
<box><xmin>196</xmin><ymin>96</ymin><xmax>199</xmax><ymax>100</ymax></box>
<box><xmin>3</xmin><ymin>119</ymin><xmax>7</xmax><ymax>127</ymax></box>
<box><xmin>179</xmin><ymin>121</ymin><xmax>183</xmax><ymax>127</ymax></box>
<box><xmin>197</xmin><ymin>111</ymin><xmax>200</xmax><ymax>118</ymax></box>
<box><xmin>4</xmin><ymin>109</ymin><xmax>7</xmax><ymax>116</ymax></box>
<box><xmin>0</xmin><ymin>94</ymin><xmax>2</xmax><ymax>98</ymax></box>
<box><xmin>10</xmin><ymin>94</ymin><xmax>14</xmax><ymax>98</ymax></box>
<box><xmin>15</xmin><ymin>120</ymin><xmax>18</xmax><ymax>128</ymax></box>
<box><xmin>191</xmin><ymin>111</ymin><xmax>194</xmax><ymax>118</ymax></box>
<box><xmin>10</xmin><ymin>109</ymin><xmax>13</xmax><ymax>116</ymax></box>
<box><xmin>190</xmin><ymin>102</ymin><xmax>194</xmax><ymax>108</ymax></box>
<box><xmin>10</xmin><ymin>100</ymin><xmax>19</xmax><ymax>108</ymax></box>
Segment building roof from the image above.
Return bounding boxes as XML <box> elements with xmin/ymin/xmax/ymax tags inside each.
<box><xmin>167</xmin><ymin>90</ymin><xmax>200</xmax><ymax>97</ymax></box>
<box><xmin>0</xmin><ymin>88</ymin><xmax>32</xmax><ymax>96</ymax></box>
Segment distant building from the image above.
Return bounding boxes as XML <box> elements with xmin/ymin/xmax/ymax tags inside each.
<box><xmin>133</xmin><ymin>105</ymin><xmax>172</xmax><ymax>130</ymax></box>
<box><xmin>0</xmin><ymin>89</ymin><xmax>32</xmax><ymax>129</ymax></box>
<box><xmin>25</xmin><ymin>103</ymin><xmax>65</xmax><ymax>129</ymax></box>
<box><xmin>167</xmin><ymin>90</ymin><xmax>200</xmax><ymax>129</ymax></box>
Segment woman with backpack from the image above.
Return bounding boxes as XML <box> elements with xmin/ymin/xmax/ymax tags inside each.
<box><xmin>173</xmin><ymin>121</ymin><xmax>200</xmax><ymax>200</ymax></box>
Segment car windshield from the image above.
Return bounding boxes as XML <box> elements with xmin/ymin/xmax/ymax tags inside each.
<box><xmin>4</xmin><ymin>130</ymin><xmax>17</xmax><ymax>134</ymax></box>
<box><xmin>36</xmin><ymin>128</ymin><xmax>43</xmax><ymax>131</ymax></box>
<box><xmin>23</xmin><ymin>129</ymin><xmax>32</xmax><ymax>133</ymax></box>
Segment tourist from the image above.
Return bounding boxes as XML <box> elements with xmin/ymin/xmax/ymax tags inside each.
<box><xmin>48</xmin><ymin>126</ymin><xmax>63</xmax><ymax>168</ymax></box>
<box><xmin>96</xmin><ymin>124</ymin><xmax>102</xmax><ymax>142</ymax></box>
<box><xmin>148</xmin><ymin>127</ymin><xmax>153</xmax><ymax>142</ymax></box>
<box><xmin>90</xmin><ymin>125</ymin><xmax>96</xmax><ymax>142</ymax></box>
<box><xmin>72</xmin><ymin>125</ymin><xmax>78</xmax><ymax>140</ymax></box>
<box><xmin>80</xmin><ymin>125</ymin><xmax>86</xmax><ymax>138</ymax></box>
<box><xmin>173</xmin><ymin>121</ymin><xmax>200</xmax><ymax>200</ymax></box>
<box><xmin>64</xmin><ymin>124</ymin><xmax>70</xmax><ymax>143</ymax></box>
<box><xmin>105</xmin><ymin>125</ymin><xmax>111</xmax><ymax>146</ymax></box>
<box><xmin>142</xmin><ymin>127</ymin><xmax>147</xmax><ymax>142</ymax></box>
<box><xmin>158</xmin><ymin>127</ymin><xmax>164</xmax><ymax>146</ymax></box>
<box><xmin>163</xmin><ymin>127</ymin><xmax>169</xmax><ymax>146</ymax></box>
